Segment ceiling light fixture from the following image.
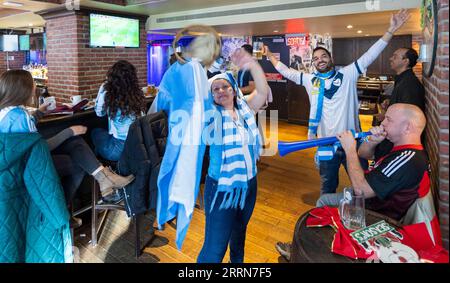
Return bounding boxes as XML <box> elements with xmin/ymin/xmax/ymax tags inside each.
<box><xmin>28</xmin><ymin>23</ymin><xmax>33</xmax><ymax>26</ymax></box>
<box><xmin>2</xmin><ymin>1</ymin><xmax>24</xmax><ymax>7</ymax></box>
<box><xmin>357</xmin><ymin>30</ymin><xmax>362</xmax><ymax>34</ymax></box>
<box><xmin>347</xmin><ymin>25</ymin><xmax>353</xmax><ymax>29</ymax></box>
<box><xmin>127</xmin><ymin>0</ymin><xmax>167</xmax><ymax>6</ymax></box>
<box><xmin>273</xmin><ymin>30</ymin><xmax>279</xmax><ymax>33</ymax></box>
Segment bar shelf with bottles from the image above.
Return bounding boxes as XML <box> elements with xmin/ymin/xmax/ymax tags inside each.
<box><xmin>23</xmin><ymin>63</ymin><xmax>48</xmax><ymax>107</ymax></box>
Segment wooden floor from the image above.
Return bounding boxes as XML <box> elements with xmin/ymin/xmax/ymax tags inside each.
<box><xmin>74</xmin><ymin>115</ymin><xmax>373</xmax><ymax>263</ymax></box>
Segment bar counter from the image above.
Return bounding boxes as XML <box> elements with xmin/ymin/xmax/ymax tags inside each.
<box><xmin>37</xmin><ymin>96</ymin><xmax>155</xmax><ymax>140</ymax></box>
<box><xmin>37</xmin><ymin>109</ymin><xmax>107</xmax><ymax>140</ymax></box>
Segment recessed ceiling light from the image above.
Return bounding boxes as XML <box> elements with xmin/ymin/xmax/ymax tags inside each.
<box><xmin>2</xmin><ymin>1</ymin><xmax>24</xmax><ymax>7</ymax></box>
<box><xmin>347</xmin><ymin>25</ymin><xmax>353</xmax><ymax>29</ymax></box>
<box><xmin>365</xmin><ymin>34</ymin><xmax>370</xmax><ymax>36</ymax></box>
<box><xmin>273</xmin><ymin>30</ymin><xmax>279</xmax><ymax>33</ymax></box>
<box><xmin>28</xmin><ymin>23</ymin><xmax>33</xmax><ymax>27</ymax></box>
<box><xmin>357</xmin><ymin>30</ymin><xmax>363</xmax><ymax>34</ymax></box>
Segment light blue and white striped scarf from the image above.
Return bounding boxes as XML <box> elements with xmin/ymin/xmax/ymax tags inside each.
<box><xmin>209</xmin><ymin>72</ymin><xmax>262</xmax><ymax>211</ymax></box>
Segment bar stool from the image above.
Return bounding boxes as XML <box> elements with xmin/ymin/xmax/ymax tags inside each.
<box><xmin>90</xmin><ymin>159</ymin><xmax>144</xmax><ymax>258</ymax></box>
<box><xmin>71</xmin><ymin>159</ymin><xmax>142</xmax><ymax>258</ymax></box>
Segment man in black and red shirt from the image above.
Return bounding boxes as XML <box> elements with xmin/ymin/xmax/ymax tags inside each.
<box><xmin>276</xmin><ymin>104</ymin><xmax>430</xmax><ymax>261</ymax></box>
<box><xmin>316</xmin><ymin>103</ymin><xmax>429</xmax><ymax>221</ymax></box>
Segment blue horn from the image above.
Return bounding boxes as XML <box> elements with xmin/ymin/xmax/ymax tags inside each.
<box><xmin>278</xmin><ymin>131</ymin><xmax>371</xmax><ymax>157</ymax></box>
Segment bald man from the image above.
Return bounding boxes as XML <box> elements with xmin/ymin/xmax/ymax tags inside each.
<box><xmin>277</xmin><ymin>104</ymin><xmax>431</xmax><ymax>261</ymax></box>
<box><xmin>315</xmin><ymin>103</ymin><xmax>429</xmax><ymax>221</ymax></box>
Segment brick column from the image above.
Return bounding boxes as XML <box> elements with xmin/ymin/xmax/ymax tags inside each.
<box><xmin>423</xmin><ymin>0</ymin><xmax>449</xmax><ymax>249</ymax></box>
<box><xmin>44</xmin><ymin>12</ymin><xmax>80</xmax><ymax>103</ymax></box>
<box><xmin>39</xmin><ymin>7</ymin><xmax>147</xmax><ymax>103</ymax></box>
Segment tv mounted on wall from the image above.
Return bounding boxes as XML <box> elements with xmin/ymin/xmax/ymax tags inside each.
<box><xmin>19</xmin><ymin>35</ymin><xmax>30</xmax><ymax>51</ymax></box>
<box><xmin>89</xmin><ymin>13</ymin><xmax>139</xmax><ymax>48</ymax></box>
<box><xmin>0</xmin><ymin>35</ymin><xmax>19</xmax><ymax>51</ymax></box>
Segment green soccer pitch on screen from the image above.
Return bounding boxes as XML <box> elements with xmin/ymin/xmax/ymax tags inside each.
<box><xmin>90</xmin><ymin>13</ymin><xmax>139</xmax><ymax>48</ymax></box>
<box><xmin>19</xmin><ymin>35</ymin><xmax>30</xmax><ymax>51</ymax></box>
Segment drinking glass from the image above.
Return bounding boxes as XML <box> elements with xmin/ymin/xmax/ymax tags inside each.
<box><xmin>339</xmin><ymin>187</ymin><xmax>366</xmax><ymax>230</ymax></box>
<box><xmin>252</xmin><ymin>42</ymin><xmax>264</xmax><ymax>60</ymax></box>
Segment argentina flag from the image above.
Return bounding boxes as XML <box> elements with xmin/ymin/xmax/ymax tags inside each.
<box><xmin>152</xmin><ymin>58</ymin><xmax>211</xmax><ymax>249</ymax></box>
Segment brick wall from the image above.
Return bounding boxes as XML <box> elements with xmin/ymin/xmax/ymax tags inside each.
<box><xmin>423</xmin><ymin>0</ymin><xmax>449</xmax><ymax>249</ymax></box>
<box><xmin>44</xmin><ymin>10</ymin><xmax>147</xmax><ymax>103</ymax></box>
<box><xmin>45</xmin><ymin>14</ymin><xmax>80</xmax><ymax>103</ymax></box>
<box><xmin>0</xmin><ymin>51</ymin><xmax>26</xmax><ymax>74</ymax></box>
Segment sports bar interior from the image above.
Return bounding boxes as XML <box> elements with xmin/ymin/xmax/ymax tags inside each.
<box><xmin>0</xmin><ymin>0</ymin><xmax>448</xmax><ymax>263</ymax></box>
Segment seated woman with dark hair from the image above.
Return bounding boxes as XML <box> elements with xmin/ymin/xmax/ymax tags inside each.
<box><xmin>92</xmin><ymin>60</ymin><xmax>146</xmax><ymax>162</ymax></box>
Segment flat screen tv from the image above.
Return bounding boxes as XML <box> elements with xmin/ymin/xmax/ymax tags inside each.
<box><xmin>19</xmin><ymin>35</ymin><xmax>30</xmax><ymax>51</ymax></box>
<box><xmin>90</xmin><ymin>13</ymin><xmax>139</xmax><ymax>48</ymax></box>
<box><xmin>1</xmin><ymin>35</ymin><xmax>19</xmax><ymax>51</ymax></box>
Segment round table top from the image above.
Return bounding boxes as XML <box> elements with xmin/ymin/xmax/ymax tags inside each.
<box><xmin>291</xmin><ymin>208</ymin><xmax>400</xmax><ymax>263</ymax></box>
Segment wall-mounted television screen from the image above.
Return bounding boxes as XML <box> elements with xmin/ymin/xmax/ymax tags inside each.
<box><xmin>90</xmin><ymin>13</ymin><xmax>139</xmax><ymax>48</ymax></box>
<box><xmin>1</xmin><ymin>35</ymin><xmax>19</xmax><ymax>51</ymax></box>
<box><xmin>19</xmin><ymin>35</ymin><xmax>30</xmax><ymax>51</ymax></box>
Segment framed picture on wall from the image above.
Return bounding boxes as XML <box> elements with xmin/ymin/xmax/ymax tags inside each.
<box><xmin>421</xmin><ymin>0</ymin><xmax>438</xmax><ymax>77</ymax></box>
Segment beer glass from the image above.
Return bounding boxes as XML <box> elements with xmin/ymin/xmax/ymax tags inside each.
<box><xmin>252</xmin><ymin>41</ymin><xmax>264</xmax><ymax>60</ymax></box>
<box><xmin>339</xmin><ymin>187</ymin><xmax>366</xmax><ymax>230</ymax></box>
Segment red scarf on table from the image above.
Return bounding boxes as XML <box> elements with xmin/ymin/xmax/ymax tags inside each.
<box><xmin>306</xmin><ymin>206</ymin><xmax>448</xmax><ymax>263</ymax></box>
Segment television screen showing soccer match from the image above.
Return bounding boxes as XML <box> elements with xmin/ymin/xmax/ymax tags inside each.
<box><xmin>89</xmin><ymin>13</ymin><xmax>139</xmax><ymax>48</ymax></box>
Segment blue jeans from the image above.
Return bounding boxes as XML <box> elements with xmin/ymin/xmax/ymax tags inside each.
<box><xmin>91</xmin><ymin>128</ymin><xmax>125</xmax><ymax>162</ymax></box>
<box><xmin>197</xmin><ymin>175</ymin><xmax>257</xmax><ymax>263</ymax></box>
<box><xmin>319</xmin><ymin>145</ymin><xmax>368</xmax><ymax>195</ymax></box>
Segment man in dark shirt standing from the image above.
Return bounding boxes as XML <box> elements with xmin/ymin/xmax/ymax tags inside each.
<box><xmin>375</xmin><ymin>48</ymin><xmax>425</xmax><ymax>152</ymax></box>
<box><xmin>376</xmin><ymin>47</ymin><xmax>425</xmax><ymax>123</ymax></box>
<box><xmin>388</xmin><ymin>47</ymin><xmax>425</xmax><ymax>109</ymax></box>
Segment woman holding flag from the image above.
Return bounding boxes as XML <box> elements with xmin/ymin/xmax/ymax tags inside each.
<box><xmin>197</xmin><ymin>48</ymin><xmax>271</xmax><ymax>263</ymax></box>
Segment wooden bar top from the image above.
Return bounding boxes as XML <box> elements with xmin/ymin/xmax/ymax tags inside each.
<box><xmin>36</xmin><ymin>96</ymin><xmax>155</xmax><ymax>138</ymax></box>
<box><xmin>37</xmin><ymin>96</ymin><xmax>155</xmax><ymax>124</ymax></box>
<box><xmin>38</xmin><ymin>109</ymin><xmax>98</xmax><ymax>124</ymax></box>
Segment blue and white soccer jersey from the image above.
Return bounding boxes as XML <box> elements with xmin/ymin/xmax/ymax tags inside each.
<box><xmin>275</xmin><ymin>39</ymin><xmax>388</xmax><ymax>139</ymax></box>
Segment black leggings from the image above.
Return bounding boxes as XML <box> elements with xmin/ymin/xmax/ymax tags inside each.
<box><xmin>51</xmin><ymin>136</ymin><xmax>101</xmax><ymax>204</ymax></box>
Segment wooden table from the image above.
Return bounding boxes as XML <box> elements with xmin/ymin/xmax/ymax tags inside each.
<box><xmin>291</xmin><ymin>209</ymin><xmax>400</xmax><ymax>263</ymax></box>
